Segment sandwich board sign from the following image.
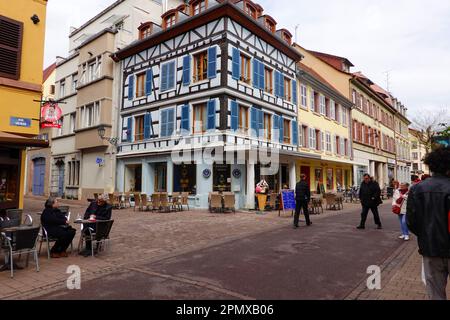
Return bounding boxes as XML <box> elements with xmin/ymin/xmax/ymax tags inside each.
<box><xmin>279</xmin><ymin>189</ymin><xmax>295</xmax><ymax>217</ymax></box>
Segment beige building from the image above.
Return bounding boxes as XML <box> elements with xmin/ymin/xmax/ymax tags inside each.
<box><xmin>25</xmin><ymin>63</ymin><xmax>56</xmax><ymax>197</ymax></box>
<box><xmin>409</xmin><ymin>128</ymin><xmax>429</xmax><ymax>178</ymax></box>
<box><xmin>51</xmin><ymin>0</ymin><xmax>183</xmax><ymax>200</ymax></box>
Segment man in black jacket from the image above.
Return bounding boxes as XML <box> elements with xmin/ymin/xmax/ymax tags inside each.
<box><xmin>406</xmin><ymin>146</ymin><xmax>450</xmax><ymax>300</ymax></box>
<box><xmin>294</xmin><ymin>174</ymin><xmax>311</xmax><ymax>228</ymax></box>
<box><xmin>357</xmin><ymin>174</ymin><xmax>382</xmax><ymax>229</ymax></box>
<box><xmin>79</xmin><ymin>194</ymin><xmax>112</xmax><ymax>257</ymax></box>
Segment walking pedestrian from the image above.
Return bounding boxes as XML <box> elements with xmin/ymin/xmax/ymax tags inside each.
<box><xmin>294</xmin><ymin>174</ymin><xmax>311</xmax><ymax>228</ymax></box>
<box><xmin>356</xmin><ymin>174</ymin><xmax>383</xmax><ymax>230</ymax></box>
<box><xmin>392</xmin><ymin>182</ymin><xmax>410</xmax><ymax>241</ymax></box>
<box><xmin>406</xmin><ymin>146</ymin><xmax>450</xmax><ymax>300</ymax></box>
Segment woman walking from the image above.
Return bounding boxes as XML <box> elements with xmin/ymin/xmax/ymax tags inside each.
<box><xmin>392</xmin><ymin>183</ymin><xmax>410</xmax><ymax>241</ymax></box>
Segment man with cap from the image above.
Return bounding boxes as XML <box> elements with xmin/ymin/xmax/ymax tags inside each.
<box><xmin>79</xmin><ymin>193</ymin><xmax>112</xmax><ymax>257</ymax></box>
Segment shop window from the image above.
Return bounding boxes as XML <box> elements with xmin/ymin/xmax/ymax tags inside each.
<box><xmin>193</xmin><ymin>50</ymin><xmax>208</xmax><ymax>82</ymax></box>
<box><xmin>173</xmin><ymin>164</ymin><xmax>197</xmax><ymax>194</ymax></box>
<box><xmin>155</xmin><ymin>163</ymin><xmax>167</xmax><ymax>192</ymax></box>
<box><xmin>0</xmin><ymin>159</ymin><xmax>19</xmax><ymax>208</ymax></box>
<box><xmin>213</xmin><ymin>164</ymin><xmax>231</xmax><ymax>192</ymax></box>
<box><xmin>326</xmin><ymin>168</ymin><xmax>334</xmax><ymax>191</ymax></box>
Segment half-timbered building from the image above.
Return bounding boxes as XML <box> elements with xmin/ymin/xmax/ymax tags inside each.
<box><xmin>112</xmin><ymin>0</ymin><xmax>303</xmax><ymax>209</ymax></box>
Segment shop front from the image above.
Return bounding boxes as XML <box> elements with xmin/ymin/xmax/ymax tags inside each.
<box><xmin>0</xmin><ymin>132</ymin><xmax>48</xmax><ymax>210</ymax></box>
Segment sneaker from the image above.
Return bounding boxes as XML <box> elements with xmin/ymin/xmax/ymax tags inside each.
<box><xmin>404</xmin><ymin>236</ymin><xmax>410</xmax><ymax>241</ymax></box>
<box><xmin>398</xmin><ymin>235</ymin><xmax>405</xmax><ymax>239</ymax></box>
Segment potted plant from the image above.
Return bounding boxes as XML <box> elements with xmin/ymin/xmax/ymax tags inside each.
<box><xmin>255</xmin><ymin>179</ymin><xmax>269</xmax><ymax>211</ymax></box>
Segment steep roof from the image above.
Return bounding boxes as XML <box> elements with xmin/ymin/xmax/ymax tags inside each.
<box><xmin>308</xmin><ymin>50</ymin><xmax>354</xmax><ymax>73</ymax></box>
<box><xmin>42</xmin><ymin>62</ymin><xmax>56</xmax><ymax>83</ymax></box>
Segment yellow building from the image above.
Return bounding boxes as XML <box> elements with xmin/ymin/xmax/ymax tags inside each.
<box><xmin>0</xmin><ymin>0</ymin><xmax>48</xmax><ymax>210</ymax></box>
<box><xmin>409</xmin><ymin>128</ymin><xmax>430</xmax><ymax>178</ymax></box>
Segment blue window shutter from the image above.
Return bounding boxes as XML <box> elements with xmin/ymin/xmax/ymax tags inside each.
<box><xmin>258</xmin><ymin>109</ymin><xmax>263</xmax><ymax>136</ymax></box>
<box><xmin>230</xmin><ymin>100</ymin><xmax>238</xmax><ymax>131</ymax></box>
<box><xmin>160</xmin><ymin>110</ymin><xmax>167</xmax><ymax>137</ymax></box>
<box><xmin>207</xmin><ymin>99</ymin><xmax>216</xmax><ymax>130</ymax></box>
<box><xmin>207</xmin><ymin>46</ymin><xmax>217</xmax><ymax>79</ymax></box>
<box><xmin>128</xmin><ymin>75</ymin><xmax>134</xmax><ymax>100</ymax></box>
<box><xmin>181</xmin><ymin>104</ymin><xmax>190</xmax><ymax>134</ymax></box>
<box><xmin>280</xmin><ymin>74</ymin><xmax>285</xmax><ymax>99</ymax></box>
<box><xmin>127</xmin><ymin>117</ymin><xmax>133</xmax><ymax>142</ymax></box>
<box><xmin>250</xmin><ymin>107</ymin><xmax>257</xmax><ymax>137</ymax></box>
<box><xmin>161</xmin><ymin>64</ymin><xmax>168</xmax><ymax>92</ymax></box>
<box><xmin>144</xmin><ymin>113</ymin><xmax>151</xmax><ymax>139</ymax></box>
<box><xmin>259</xmin><ymin>60</ymin><xmax>264</xmax><ymax>90</ymax></box>
<box><xmin>292</xmin><ymin>80</ymin><xmax>297</xmax><ymax>105</ymax></box>
<box><xmin>167</xmin><ymin>108</ymin><xmax>175</xmax><ymax>136</ymax></box>
<box><xmin>292</xmin><ymin>120</ymin><xmax>298</xmax><ymax>145</ymax></box>
<box><xmin>232</xmin><ymin>48</ymin><xmax>240</xmax><ymax>80</ymax></box>
<box><xmin>274</xmin><ymin>72</ymin><xmax>279</xmax><ymax>97</ymax></box>
<box><xmin>145</xmin><ymin>69</ymin><xmax>153</xmax><ymax>96</ymax></box>
<box><xmin>252</xmin><ymin>59</ymin><xmax>258</xmax><ymax>88</ymax></box>
<box><xmin>182</xmin><ymin>56</ymin><xmax>190</xmax><ymax>86</ymax></box>
<box><xmin>273</xmin><ymin>115</ymin><xmax>279</xmax><ymax>141</ymax></box>
<box><xmin>279</xmin><ymin>116</ymin><xmax>284</xmax><ymax>143</ymax></box>
<box><xmin>168</xmin><ymin>62</ymin><xmax>175</xmax><ymax>90</ymax></box>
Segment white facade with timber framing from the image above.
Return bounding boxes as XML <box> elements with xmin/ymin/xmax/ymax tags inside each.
<box><xmin>113</xmin><ymin>0</ymin><xmax>306</xmax><ymax>209</ymax></box>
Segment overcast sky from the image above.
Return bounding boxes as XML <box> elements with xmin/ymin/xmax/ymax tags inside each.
<box><xmin>44</xmin><ymin>0</ymin><xmax>450</xmax><ymax>120</ymax></box>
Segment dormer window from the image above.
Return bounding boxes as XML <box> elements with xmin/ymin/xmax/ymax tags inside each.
<box><xmin>190</xmin><ymin>0</ymin><xmax>207</xmax><ymax>16</ymax></box>
<box><xmin>265</xmin><ymin>20</ymin><xmax>275</xmax><ymax>33</ymax></box>
<box><xmin>261</xmin><ymin>16</ymin><xmax>277</xmax><ymax>33</ymax></box>
<box><xmin>164</xmin><ymin>13</ymin><xmax>176</xmax><ymax>29</ymax></box>
<box><xmin>279</xmin><ymin>29</ymin><xmax>292</xmax><ymax>45</ymax></box>
<box><xmin>245</xmin><ymin>3</ymin><xmax>257</xmax><ymax>19</ymax></box>
<box><xmin>138</xmin><ymin>22</ymin><xmax>152</xmax><ymax>40</ymax></box>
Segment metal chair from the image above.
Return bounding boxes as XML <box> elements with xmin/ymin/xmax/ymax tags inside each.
<box><xmin>38</xmin><ymin>225</ymin><xmax>73</xmax><ymax>259</ymax></box>
<box><xmin>84</xmin><ymin>220</ymin><xmax>115</xmax><ymax>257</ymax></box>
<box><xmin>6</xmin><ymin>209</ymin><xmax>23</xmax><ymax>224</ymax></box>
<box><xmin>1</xmin><ymin>226</ymin><xmax>40</xmax><ymax>278</ymax></box>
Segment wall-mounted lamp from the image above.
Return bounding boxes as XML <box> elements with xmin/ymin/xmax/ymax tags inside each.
<box><xmin>88</xmin><ymin>51</ymin><xmax>93</xmax><ymax>57</ymax></box>
<box><xmin>97</xmin><ymin>125</ymin><xmax>119</xmax><ymax>147</ymax></box>
<box><xmin>31</xmin><ymin>14</ymin><xmax>40</xmax><ymax>24</ymax></box>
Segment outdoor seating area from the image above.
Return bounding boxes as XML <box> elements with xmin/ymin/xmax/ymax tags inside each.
<box><xmin>131</xmin><ymin>192</ymin><xmax>190</xmax><ymax>213</ymax></box>
<box><xmin>208</xmin><ymin>192</ymin><xmax>236</xmax><ymax>213</ymax></box>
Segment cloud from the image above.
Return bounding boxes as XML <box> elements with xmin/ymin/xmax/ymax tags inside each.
<box><xmin>44</xmin><ymin>0</ymin><xmax>450</xmax><ymax>120</ymax></box>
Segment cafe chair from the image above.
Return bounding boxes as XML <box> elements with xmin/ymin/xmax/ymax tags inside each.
<box><xmin>325</xmin><ymin>193</ymin><xmax>338</xmax><ymax>210</ymax></box>
<box><xmin>1</xmin><ymin>226</ymin><xmax>40</xmax><ymax>278</ymax></box>
<box><xmin>209</xmin><ymin>193</ymin><xmax>223</xmax><ymax>213</ymax></box>
<box><xmin>141</xmin><ymin>193</ymin><xmax>150</xmax><ymax>211</ymax></box>
<box><xmin>181</xmin><ymin>192</ymin><xmax>189</xmax><ymax>211</ymax></box>
<box><xmin>6</xmin><ymin>209</ymin><xmax>23</xmax><ymax>224</ymax></box>
<box><xmin>38</xmin><ymin>225</ymin><xmax>73</xmax><ymax>259</ymax></box>
<box><xmin>159</xmin><ymin>193</ymin><xmax>171</xmax><ymax>212</ymax></box>
<box><xmin>171</xmin><ymin>192</ymin><xmax>182</xmax><ymax>211</ymax></box>
<box><xmin>59</xmin><ymin>206</ymin><xmax>70</xmax><ymax>216</ymax></box>
<box><xmin>84</xmin><ymin>220</ymin><xmax>115</xmax><ymax>257</ymax></box>
<box><xmin>222</xmin><ymin>192</ymin><xmax>236</xmax><ymax>213</ymax></box>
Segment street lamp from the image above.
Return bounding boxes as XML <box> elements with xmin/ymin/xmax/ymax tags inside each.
<box><xmin>97</xmin><ymin>125</ymin><xmax>119</xmax><ymax>147</ymax></box>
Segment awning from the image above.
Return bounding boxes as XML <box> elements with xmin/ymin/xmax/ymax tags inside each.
<box><xmin>0</xmin><ymin>131</ymin><xmax>49</xmax><ymax>148</ymax></box>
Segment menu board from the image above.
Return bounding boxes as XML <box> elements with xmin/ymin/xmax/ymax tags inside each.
<box><xmin>280</xmin><ymin>189</ymin><xmax>296</xmax><ymax>215</ymax></box>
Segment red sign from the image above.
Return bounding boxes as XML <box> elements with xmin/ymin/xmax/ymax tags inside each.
<box><xmin>40</xmin><ymin>102</ymin><xmax>62</xmax><ymax>128</ymax></box>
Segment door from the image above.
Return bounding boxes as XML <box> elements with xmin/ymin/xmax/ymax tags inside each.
<box><xmin>300</xmin><ymin>166</ymin><xmax>311</xmax><ymax>190</ymax></box>
<box><xmin>57</xmin><ymin>164</ymin><xmax>65</xmax><ymax>197</ymax></box>
<box><xmin>32</xmin><ymin>158</ymin><xmax>45</xmax><ymax>196</ymax></box>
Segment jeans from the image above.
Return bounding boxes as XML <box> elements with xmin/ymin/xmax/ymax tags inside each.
<box><xmin>423</xmin><ymin>256</ymin><xmax>449</xmax><ymax>300</ymax></box>
<box><xmin>398</xmin><ymin>214</ymin><xmax>409</xmax><ymax>236</ymax></box>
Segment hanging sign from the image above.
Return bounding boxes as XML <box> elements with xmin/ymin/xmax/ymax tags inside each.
<box><xmin>41</xmin><ymin>102</ymin><xmax>62</xmax><ymax>128</ymax></box>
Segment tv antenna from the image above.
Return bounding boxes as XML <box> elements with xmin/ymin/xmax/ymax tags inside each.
<box><xmin>383</xmin><ymin>69</ymin><xmax>393</xmax><ymax>93</ymax></box>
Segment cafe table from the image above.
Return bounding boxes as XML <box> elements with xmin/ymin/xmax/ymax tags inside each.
<box><xmin>0</xmin><ymin>225</ymin><xmax>36</xmax><ymax>272</ymax></box>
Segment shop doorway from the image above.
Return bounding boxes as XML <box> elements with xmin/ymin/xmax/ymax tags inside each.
<box><xmin>255</xmin><ymin>164</ymin><xmax>279</xmax><ymax>192</ymax></box>
<box><xmin>154</xmin><ymin>163</ymin><xmax>167</xmax><ymax>192</ymax></box>
<box><xmin>300</xmin><ymin>166</ymin><xmax>311</xmax><ymax>189</ymax></box>
<box><xmin>32</xmin><ymin>158</ymin><xmax>46</xmax><ymax>196</ymax></box>
<box><xmin>124</xmin><ymin>164</ymin><xmax>142</xmax><ymax>192</ymax></box>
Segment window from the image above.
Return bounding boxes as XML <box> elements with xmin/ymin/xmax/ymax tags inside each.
<box><xmin>239</xmin><ymin>105</ymin><xmax>248</xmax><ymax>132</ymax></box>
<box><xmin>342</xmin><ymin>107</ymin><xmax>347</xmax><ymax>126</ymax></box>
<box><xmin>265</xmin><ymin>19</ymin><xmax>275</xmax><ymax>33</ymax></box>
<box><xmin>134</xmin><ymin>115</ymin><xmax>145</xmax><ymax>141</ymax></box>
<box><xmin>309</xmin><ymin>128</ymin><xmax>316</xmax><ymax>149</ymax></box>
<box><xmin>326</xmin><ymin>132</ymin><xmax>332</xmax><ymax>152</ymax></box>
<box><xmin>191</xmin><ymin>0</ymin><xmax>207</xmax><ymax>15</ymax></box>
<box><xmin>319</xmin><ymin>94</ymin><xmax>326</xmax><ymax>115</ymax></box>
<box><xmin>321</xmin><ymin>131</ymin><xmax>326</xmax><ymax>151</ymax></box>
<box><xmin>57</xmin><ymin>117</ymin><xmax>63</xmax><ymax>136</ymax></box>
<box><xmin>264</xmin><ymin>67</ymin><xmax>273</xmax><ymax>94</ymax></box>
<box><xmin>314</xmin><ymin>92</ymin><xmax>320</xmax><ymax>113</ymax></box>
<box><xmin>50</xmin><ymin>85</ymin><xmax>55</xmax><ymax>95</ymax></box>
<box><xmin>412</xmin><ymin>142</ymin><xmax>418</xmax><ymax>149</ymax></box>
<box><xmin>193</xmin><ymin>103</ymin><xmax>207</xmax><ymax>134</ymax></box>
<box><xmin>71</xmin><ymin>74</ymin><xmax>78</xmax><ymax>93</ymax></box>
<box><xmin>299</xmin><ymin>125</ymin><xmax>305</xmax><ymax>147</ymax></box>
<box><xmin>245</xmin><ymin>3</ymin><xmax>257</xmax><ymax>18</ymax></box>
<box><xmin>310</xmin><ymin>89</ymin><xmax>315</xmax><ymax>112</ymax></box>
<box><xmin>264</xmin><ymin>113</ymin><xmax>272</xmax><ymax>140</ymax></box>
<box><xmin>69</xmin><ymin>113</ymin><xmax>76</xmax><ymax>133</ymax></box>
<box><xmin>135</xmin><ymin>73</ymin><xmax>146</xmax><ymax>98</ymax></box>
<box><xmin>173</xmin><ymin>164</ymin><xmax>196</xmax><ymax>194</ymax></box>
<box><xmin>68</xmin><ymin>160</ymin><xmax>80</xmax><ymax>186</ymax></box>
<box><xmin>315</xmin><ymin>129</ymin><xmax>321</xmax><ymax>150</ymax></box>
<box><xmin>193</xmin><ymin>51</ymin><xmax>207</xmax><ymax>82</ymax></box>
<box><xmin>283</xmin><ymin>119</ymin><xmax>290</xmax><ymax>144</ymax></box>
<box><xmin>164</xmin><ymin>14</ymin><xmax>176</xmax><ymax>29</ymax></box>
<box><xmin>412</xmin><ymin>152</ymin><xmax>418</xmax><ymax>160</ymax></box>
<box><xmin>340</xmin><ymin>137</ymin><xmax>345</xmax><ymax>156</ymax></box>
<box><xmin>139</xmin><ymin>25</ymin><xmax>152</xmax><ymax>40</ymax></box>
<box><xmin>300</xmin><ymin>84</ymin><xmax>307</xmax><ymax>107</ymax></box>
<box><xmin>160</xmin><ymin>61</ymin><xmax>176</xmax><ymax>92</ymax></box>
<box><xmin>80</xmin><ymin>102</ymin><xmax>100</xmax><ymax>129</ymax></box>
<box><xmin>0</xmin><ymin>15</ymin><xmax>23</xmax><ymax>80</ymax></box>
<box><xmin>284</xmin><ymin>78</ymin><xmax>291</xmax><ymax>101</ymax></box>
<box><xmin>87</xmin><ymin>61</ymin><xmax>95</xmax><ymax>82</ymax></box>
<box><xmin>59</xmin><ymin>79</ymin><xmax>66</xmax><ymax>98</ymax></box>
<box><xmin>335</xmin><ymin>136</ymin><xmax>341</xmax><ymax>154</ymax></box>
<box><xmin>352</xmin><ymin>90</ymin><xmax>357</xmax><ymax>104</ymax></box>
<box><xmin>240</xmin><ymin>53</ymin><xmax>251</xmax><ymax>84</ymax></box>
<box><xmin>413</xmin><ymin>163</ymin><xmax>419</xmax><ymax>171</ymax></box>
<box><xmin>330</xmin><ymin>100</ymin><xmax>336</xmax><ymax>120</ymax></box>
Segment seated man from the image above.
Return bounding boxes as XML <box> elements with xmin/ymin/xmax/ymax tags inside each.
<box><xmin>79</xmin><ymin>193</ymin><xmax>112</xmax><ymax>257</ymax></box>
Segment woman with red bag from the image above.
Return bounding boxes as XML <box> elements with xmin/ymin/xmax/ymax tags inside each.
<box><xmin>392</xmin><ymin>182</ymin><xmax>410</xmax><ymax>241</ymax></box>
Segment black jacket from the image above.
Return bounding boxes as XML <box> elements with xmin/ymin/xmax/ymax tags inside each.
<box><xmin>41</xmin><ymin>208</ymin><xmax>68</xmax><ymax>236</ymax></box>
<box><xmin>359</xmin><ymin>181</ymin><xmax>381</xmax><ymax>207</ymax></box>
<box><xmin>83</xmin><ymin>201</ymin><xmax>112</xmax><ymax>221</ymax></box>
<box><xmin>295</xmin><ymin>180</ymin><xmax>311</xmax><ymax>202</ymax></box>
<box><xmin>406</xmin><ymin>175</ymin><xmax>450</xmax><ymax>258</ymax></box>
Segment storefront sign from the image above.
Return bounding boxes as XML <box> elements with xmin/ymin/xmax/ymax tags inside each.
<box><xmin>232</xmin><ymin>168</ymin><xmax>241</xmax><ymax>179</ymax></box>
<box><xmin>202</xmin><ymin>169</ymin><xmax>211</xmax><ymax>179</ymax></box>
<box><xmin>10</xmin><ymin>117</ymin><xmax>31</xmax><ymax>128</ymax></box>
<box><xmin>40</xmin><ymin>102</ymin><xmax>62</xmax><ymax>128</ymax></box>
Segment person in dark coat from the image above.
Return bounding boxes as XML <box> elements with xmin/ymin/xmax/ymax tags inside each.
<box><xmin>294</xmin><ymin>174</ymin><xmax>311</xmax><ymax>228</ymax></box>
<box><xmin>357</xmin><ymin>174</ymin><xmax>382</xmax><ymax>229</ymax></box>
<box><xmin>79</xmin><ymin>193</ymin><xmax>113</xmax><ymax>257</ymax></box>
<box><xmin>406</xmin><ymin>146</ymin><xmax>450</xmax><ymax>300</ymax></box>
<box><xmin>41</xmin><ymin>197</ymin><xmax>76</xmax><ymax>258</ymax></box>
